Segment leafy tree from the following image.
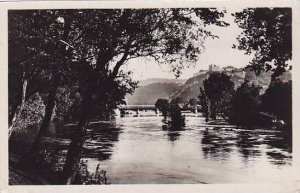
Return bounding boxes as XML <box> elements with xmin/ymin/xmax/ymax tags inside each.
<box><xmin>10</xmin><ymin>93</ymin><xmax>45</xmax><ymax>132</ymax></box>
<box><xmin>155</xmin><ymin>98</ymin><xmax>169</xmax><ymax>119</ymax></box>
<box><xmin>62</xmin><ymin>8</ymin><xmax>228</xmax><ymax>184</ymax></box>
<box><xmin>171</xmin><ymin>97</ymin><xmax>182</xmax><ymax>105</ymax></box>
<box><xmin>8</xmin><ymin>11</ymin><xmax>37</xmax><ymax>137</ymax></box>
<box><xmin>198</xmin><ymin>87</ymin><xmax>209</xmax><ymax>122</ymax></box>
<box><xmin>233</xmin><ymin>8</ymin><xmax>292</xmax><ymax>78</ymax></box>
<box><xmin>229</xmin><ymin>81</ymin><xmax>262</xmax><ymax>126</ymax></box>
<box><xmin>9</xmin><ymin>9</ymin><xmax>228</xmax><ymax>184</ymax></box>
<box><xmin>199</xmin><ymin>72</ymin><xmax>235</xmax><ymax>120</ymax></box>
<box><xmin>53</xmin><ymin>87</ymin><xmax>76</xmax><ymax>121</ymax></box>
<box><xmin>188</xmin><ymin>98</ymin><xmax>198</xmax><ymax>107</ymax></box>
<box><xmin>169</xmin><ymin>98</ymin><xmax>185</xmax><ymax>127</ymax></box>
<box><xmin>261</xmin><ymin>80</ymin><xmax>292</xmax><ymax>126</ymax></box>
<box><xmin>9</xmin><ymin>10</ymin><xmax>84</xmax><ymax>156</ymax></box>
<box><xmin>155</xmin><ymin>98</ymin><xmax>185</xmax><ymax>126</ymax></box>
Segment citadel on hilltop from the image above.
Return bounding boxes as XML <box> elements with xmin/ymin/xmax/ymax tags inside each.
<box><xmin>193</xmin><ymin>64</ymin><xmax>246</xmax><ymax>78</ymax></box>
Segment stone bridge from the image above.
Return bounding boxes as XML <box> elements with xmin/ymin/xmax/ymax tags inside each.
<box><xmin>118</xmin><ymin>105</ymin><xmax>200</xmax><ymax>115</ymax></box>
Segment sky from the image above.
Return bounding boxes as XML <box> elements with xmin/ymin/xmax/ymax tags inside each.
<box><xmin>121</xmin><ymin>9</ymin><xmax>254</xmax><ymax>81</ymax></box>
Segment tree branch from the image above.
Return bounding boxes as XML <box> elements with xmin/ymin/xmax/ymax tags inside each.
<box><xmin>110</xmin><ymin>47</ymin><xmax>130</xmax><ymax>79</ymax></box>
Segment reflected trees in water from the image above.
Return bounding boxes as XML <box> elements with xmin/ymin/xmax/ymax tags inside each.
<box><xmin>83</xmin><ymin>124</ymin><xmax>121</xmax><ymax>161</ymax></box>
<box><xmin>201</xmin><ymin>128</ymin><xmax>234</xmax><ymax>160</ymax></box>
<box><xmin>236</xmin><ymin>131</ymin><xmax>262</xmax><ymax>160</ymax></box>
<box><xmin>162</xmin><ymin>124</ymin><xmax>184</xmax><ymax>142</ymax></box>
<box><xmin>159</xmin><ymin>98</ymin><xmax>186</xmax><ymax>142</ymax></box>
<box><xmin>9</xmin><ymin>8</ymin><xmax>228</xmax><ymax>184</ymax></box>
<box><xmin>8</xmin><ymin>8</ymin><xmax>293</xmax><ymax>185</ymax></box>
<box><xmin>200</xmin><ymin>127</ymin><xmax>292</xmax><ymax>166</ymax></box>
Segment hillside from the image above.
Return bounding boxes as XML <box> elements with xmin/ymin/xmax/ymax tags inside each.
<box><xmin>170</xmin><ymin>73</ymin><xmax>207</xmax><ymax>103</ymax></box>
<box><xmin>126</xmin><ymin>82</ymin><xmax>183</xmax><ymax>105</ymax></box>
<box><xmin>172</xmin><ymin>73</ymin><xmax>246</xmax><ymax>103</ymax></box>
<box><xmin>172</xmin><ymin>70</ymin><xmax>290</xmax><ymax>103</ymax></box>
<box><xmin>126</xmin><ymin>70</ymin><xmax>291</xmax><ymax>105</ymax></box>
<box><xmin>138</xmin><ymin>78</ymin><xmax>187</xmax><ymax>86</ymax></box>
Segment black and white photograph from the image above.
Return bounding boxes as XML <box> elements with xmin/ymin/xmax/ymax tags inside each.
<box><xmin>1</xmin><ymin>1</ymin><xmax>300</xmax><ymax>192</ymax></box>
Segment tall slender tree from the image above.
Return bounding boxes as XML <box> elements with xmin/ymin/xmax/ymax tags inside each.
<box><xmin>9</xmin><ymin>10</ymin><xmax>81</xmax><ymax>152</ymax></box>
<box><xmin>199</xmin><ymin>72</ymin><xmax>235</xmax><ymax>120</ymax></box>
<box><xmin>61</xmin><ymin>9</ymin><xmax>229</xmax><ymax>184</ymax></box>
<box><xmin>230</xmin><ymin>81</ymin><xmax>261</xmax><ymax>126</ymax></box>
<box><xmin>9</xmin><ymin>9</ymin><xmax>229</xmax><ymax>184</ymax></box>
<box><xmin>198</xmin><ymin>87</ymin><xmax>209</xmax><ymax>122</ymax></box>
<box><xmin>261</xmin><ymin>80</ymin><xmax>292</xmax><ymax>126</ymax></box>
<box><xmin>233</xmin><ymin>8</ymin><xmax>292</xmax><ymax>79</ymax></box>
<box><xmin>155</xmin><ymin>99</ymin><xmax>169</xmax><ymax>120</ymax></box>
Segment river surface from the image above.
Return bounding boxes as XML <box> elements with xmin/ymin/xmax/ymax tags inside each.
<box><xmin>75</xmin><ymin>114</ymin><xmax>292</xmax><ymax>184</ymax></box>
<box><xmin>11</xmin><ymin>113</ymin><xmax>293</xmax><ymax>184</ymax></box>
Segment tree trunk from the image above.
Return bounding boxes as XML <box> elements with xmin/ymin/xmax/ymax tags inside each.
<box><xmin>60</xmin><ymin>85</ymin><xmax>94</xmax><ymax>184</ymax></box>
<box><xmin>9</xmin><ymin>102</ymin><xmax>19</xmax><ymax>126</ymax></box>
<box><xmin>209</xmin><ymin>101</ymin><xmax>217</xmax><ymax>120</ymax></box>
<box><xmin>28</xmin><ymin>85</ymin><xmax>58</xmax><ymax>155</ymax></box>
<box><xmin>62</xmin><ymin>113</ymin><xmax>90</xmax><ymax>184</ymax></box>
<box><xmin>8</xmin><ymin>79</ymin><xmax>28</xmax><ymax>138</ymax></box>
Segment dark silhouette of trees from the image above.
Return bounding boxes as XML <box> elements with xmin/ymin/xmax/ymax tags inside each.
<box><xmin>198</xmin><ymin>88</ymin><xmax>209</xmax><ymax>122</ymax></box>
<box><xmin>168</xmin><ymin>98</ymin><xmax>185</xmax><ymax>127</ymax></box>
<box><xmin>198</xmin><ymin>72</ymin><xmax>235</xmax><ymax>121</ymax></box>
<box><xmin>155</xmin><ymin>99</ymin><xmax>169</xmax><ymax>119</ymax></box>
<box><xmin>8</xmin><ymin>11</ymin><xmax>37</xmax><ymax>137</ymax></box>
<box><xmin>188</xmin><ymin>98</ymin><xmax>198</xmax><ymax>107</ymax></box>
<box><xmin>9</xmin><ymin>8</ymin><xmax>228</xmax><ymax>184</ymax></box>
<box><xmin>8</xmin><ymin>10</ymin><xmax>79</xmax><ymax>143</ymax></box>
<box><xmin>261</xmin><ymin>80</ymin><xmax>292</xmax><ymax>126</ymax></box>
<box><xmin>229</xmin><ymin>81</ymin><xmax>262</xmax><ymax>126</ymax></box>
<box><xmin>155</xmin><ymin>98</ymin><xmax>185</xmax><ymax>128</ymax></box>
<box><xmin>155</xmin><ymin>98</ymin><xmax>185</xmax><ymax>126</ymax></box>
<box><xmin>233</xmin><ymin>8</ymin><xmax>292</xmax><ymax>78</ymax></box>
<box><xmin>60</xmin><ymin>9</ymin><xmax>227</xmax><ymax>184</ymax></box>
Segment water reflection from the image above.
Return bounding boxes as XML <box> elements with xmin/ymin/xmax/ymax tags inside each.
<box><xmin>201</xmin><ymin>128</ymin><xmax>234</xmax><ymax>160</ymax></box>
<box><xmin>54</xmin><ymin>115</ymin><xmax>292</xmax><ymax>171</ymax></box>
<box><xmin>83</xmin><ymin>122</ymin><xmax>121</xmax><ymax>161</ymax></box>
<box><xmin>39</xmin><ymin>121</ymin><xmax>121</xmax><ymax>165</ymax></box>
<box><xmin>236</xmin><ymin>131</ymin><xmax>262</xmax><ymax>160</ymax></box>
<box><xmin>264</xmin><ymin>129</ymin><xmax>292</xmax><ymax>165</ymax></box>
<box><xmin>10</xmin><ymin>114</ymin><xmax>293</xmax><ymax>184</ymax></box>
<box><xmin>162</xmin><ymin>124</ymin><xmax>184</xmax><ymax>142</ymax></box>
<box><xmin>199</xmin><ymin>126</ymin><xmax>292</xmax><ymax>166</ymax></box>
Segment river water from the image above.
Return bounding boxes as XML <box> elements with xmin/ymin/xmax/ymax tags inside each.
<box><xmin>11</xmin><ymin>113</ymin><xmax>292</xmax><ymax>184</ymax></box>
<box><xmin>71</xmin><ymin>113</ymin><xmax>292</xmax><ymax>184</ymax></box>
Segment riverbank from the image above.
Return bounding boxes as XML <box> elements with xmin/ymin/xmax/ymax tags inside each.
<box><xmin>9</xmin><ymin>169</ymin><xmax>32</xmax><ymax>185</ymax></box>
<box><xmin>9</xmin><ymin>168</ymin><xmax>48</xmax><ymax>185</ymax></box>
<box><xmin>9</xmin><ymin>153</ymin><xmax>49</xmax><ymax>185</ymax></box>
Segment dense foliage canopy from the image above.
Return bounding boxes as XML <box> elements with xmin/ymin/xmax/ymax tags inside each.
<box><xmin>230</xmin><ymin>81</ymin><xmax>262</xmax><ymax>126</ymax></box>
<box><xmin>198</xmin><ymin>72</ymin><xmax>235</xmax><ymax>120</ymax></box>
<box><xmin>234</xmin><ymin>8</ymin><xmax>292</xmax><ymax>78</ymax></box>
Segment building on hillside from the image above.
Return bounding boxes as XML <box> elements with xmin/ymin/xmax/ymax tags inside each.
<box><xmin>209</xmin><ymin>64</ymin><xmax>220</xmax><ymax>72</ymax></box>
<box><xmin>222</xmin><ymin>66</ymin><xmax>236</xmax><ymax>72</ymax></box>
<box><xmin>193</xmin><ymin>69</ymin><xmax>208</xmax><ymax>77</ymax></box>
<box><xmin>234</xmin><ymin>68</ymin><xmax>245</xmax><ymax>78</ymax></box>
<box><xmin>222</xmin><ymin>66</ymin><xmax>245</xmax><ymax>78</ymax></box>
<box><xmin>244</xmin><ymin>67</ymin><xmax>254</xmax><ymax>80</ymax></box>
<box><xmin>204</xmin><ymin>64</ymin><xmax>246</xmax><ymax>78</ymax></box>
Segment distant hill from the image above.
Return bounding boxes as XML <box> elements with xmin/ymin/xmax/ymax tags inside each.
<box><xmin>126</xmin><ymin>82</ymin><xmax>183</xmax><ymax>105</ymax></box>
<box><xmin>170</xmin><ymin>73</ymin><xmax>208</xmax><ymax>103</ymax></box>
<box><xmin>244</xmin><ymin>70</ymin><xmax>291</xmax><ymax>93</ymax></box>
<box><xmin>138</xmin><ymin>78</ymin><xmax>187</xmax><ymax>86</ymax></box>
<box><xmin>172</xmin><ymin>70</ymin><xmax>291</xmax><ymax>103</ymax></box>
<box><xmin>172</xmin><ymin>73</ymin><xmax>246</xmax><ymax>103</ymax></box>
<box><xmin>126</xmin><ymin>70</ymin><xmax>292</xmax><ymax>105</ymax></box>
